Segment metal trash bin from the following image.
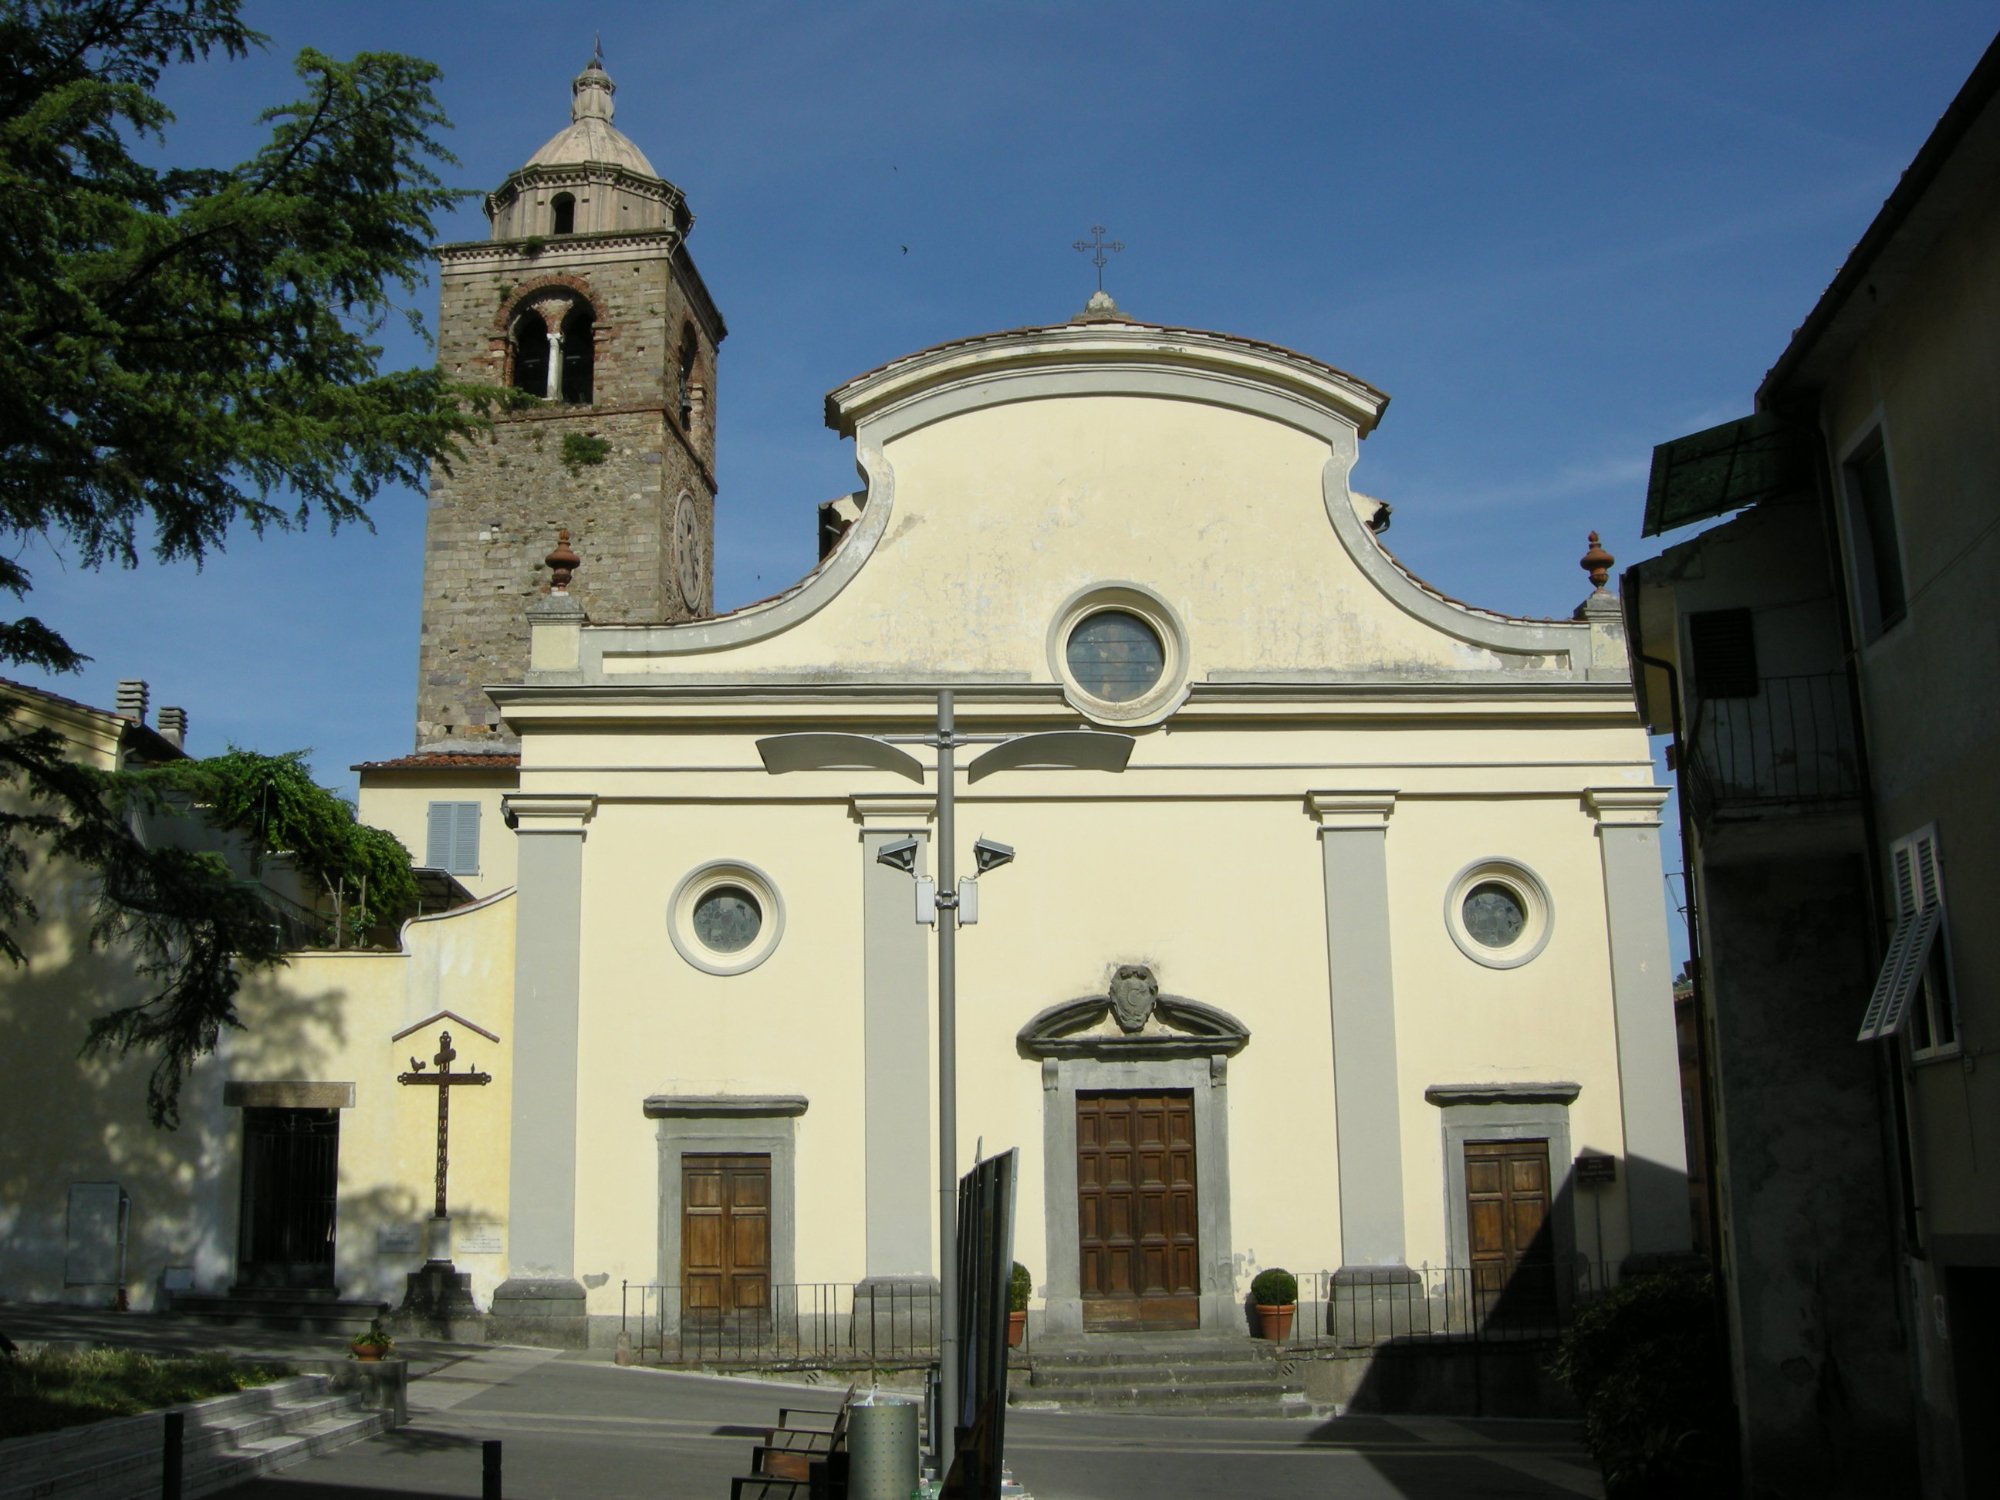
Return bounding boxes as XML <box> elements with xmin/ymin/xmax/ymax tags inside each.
<box><xmin>847</xmin><ymin>1391</ymin><xmax>920</xmax><ymax>1500</ymax></box>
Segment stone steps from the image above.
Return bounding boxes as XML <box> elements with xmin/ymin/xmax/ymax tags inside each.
<box><xmin>168</xmin><ymin>1292</ymin><xmax>388</xmax><ymax>1337</ymax></box>
<box><xmin>1015</xmin><ymin>1338</ymin><xmax>1304</xmax><ymax>1412</ymax></box>
<box><xmin>0</xmin><ymin>1370</ymin><xmax>401</xmax><ymax>1500</ymax></box>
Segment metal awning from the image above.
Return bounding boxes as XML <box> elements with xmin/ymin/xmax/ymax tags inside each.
<box><xmin>1642</xmin><ymin>411</ymin><xmax>1814</xmax><ymax>537</ymax></box>
<box><xmin>1855</xmin><ymin>904</ymin><xmax>1942</xmax><ymax>1042</ymax></box>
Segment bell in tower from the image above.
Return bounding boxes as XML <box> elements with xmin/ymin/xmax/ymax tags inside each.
<box><xmin>414</xmin><ymin>54</ymin><xmax>726</xmax><ymax>752</ymax></box>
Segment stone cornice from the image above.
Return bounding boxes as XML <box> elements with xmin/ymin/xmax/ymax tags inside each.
<box><xmin>501</xmin><ymin>793</ymin><xmax>597</xmax><ymax>832</ymax></box>
<box><xmin>1583</xmin><ymin>787</ymin><xmax>1671</xmax><ymax>827</ymax></box>
<box><xmin>1306</xmin><ymin>790</ymin><xmax>1398</xmax><ymax>829</ymax></box>
<box><xmin>1424</xmin><ymin>1081</ymin><xmax>1582</xmax><ymax>1107</ymax></box>
<box><xmin>438</xmin><ymin>229</ymin><xmax>681</xmax><ymax>265</ymax></box>
<box><xmin>849</xmin><ymin>793</ymin><xmax>937</xmax><ymax>828</ymax></box>
<box><xmin>643</xmin><ymin>1094</ymin><xmax>809</xmax><ymax>1118</ymax></box>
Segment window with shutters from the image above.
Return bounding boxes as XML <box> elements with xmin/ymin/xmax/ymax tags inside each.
<box><xmin>1840</xmin><ymin>430</ymin><xmax>1908</xmax><ymax>643</ymax></box>
<box><xmin>1854</xmin><ymin>825</ymin><xmax>1956</xmax><ymax>1057</ymax></box>
<box><xmin>425</xmin><ymin>801</ymin><xmax>480</xmax><ymax>877</ymax></box>
<box><xmin>1688</xmin><ymin>609</ymin><xmax>1758</xmax><ymax>699</ymax></box>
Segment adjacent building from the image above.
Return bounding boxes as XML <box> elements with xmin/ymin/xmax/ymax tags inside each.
<box><xmin>1625</xmin><ymin>31</ymin><xmax>2000</xmax><ymax>1499</ymax></box>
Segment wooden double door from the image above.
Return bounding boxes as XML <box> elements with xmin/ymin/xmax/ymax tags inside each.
<box><xmin>1077</xmin><ymin>1091</ymin><xmax>1200</xmax><ymax>1329</ymax></box>
<box><xmin>1465</xmin><ymin>1138</ymin><xmax>1557</xmax><ymax>1324</ymax></box>
<box><xmin>681</xmin><ymin>1154</ymin><xmax>771</xmax><ymax>1318</ymax></box>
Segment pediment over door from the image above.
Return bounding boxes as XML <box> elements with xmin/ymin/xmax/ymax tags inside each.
<box><xmin>1016</xmin><ymin>965</ymin><xmax>1250</xmax><ymax>1062</ymax></box>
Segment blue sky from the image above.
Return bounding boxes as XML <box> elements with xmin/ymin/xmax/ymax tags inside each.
<box><xmin>13</xmin><ymin>1</ymin><xmax>1996</xmax><ymax>853</ymax></box>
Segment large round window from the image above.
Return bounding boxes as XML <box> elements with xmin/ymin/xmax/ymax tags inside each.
<box><xmin>670</xmin><ymin>862</ymin><xmax>784</xmax><ymax>975</ymax></box>
<box><xmin>692</xmin><ymin>885</ymin><xmax>761</xmax><ymax>952</ymax></box>
<box><xmin>1445</xmin><ymin>860</ymin><xmax>1553</xmax><ymax>970</ymax></box>
<box><xmin>1064</xmin><ymin>610</ymin><xmax>1165</xmax><ymax>702</ymax></box>
<box><xmin>1047</xmin><ymin>583</ymin><xmax>1190</xmax><ymax>726</ymax></box>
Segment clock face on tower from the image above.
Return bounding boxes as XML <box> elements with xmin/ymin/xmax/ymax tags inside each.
<box><xmin>674</xmin><ymin>491</ymin><xmax>707</xmax><ymax>611</ymax></box>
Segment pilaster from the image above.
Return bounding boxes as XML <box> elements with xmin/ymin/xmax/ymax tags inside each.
<box><xmin>1584</xmin><ymin>786</ymin><xmax>1690</xmax><ymax>1262</ymax></box>
<box><xmin>490</xmin><ymin>792</ymin><xmax>595</xmax><ymax>1344</ymax></box>
<box><xmin>851</xmin><ymin>793</ymin><xmax>937</xmax><ymax>1286</ymax></box>
<box><xmin>1306</xmin><ymin>792</ymin><xmax>1417</xmax><ymax>1283</ymax></box>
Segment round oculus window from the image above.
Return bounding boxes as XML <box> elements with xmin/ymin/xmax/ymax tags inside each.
<box><xmin>669</xmin><ymin>861</ymin><xmax>785</xmax><ymax>976</ymax></box>
<box><xmin>1462</xmin><ymin>883</ymin><xmax>1526</xmax><ymax>949</ymax></box>
<box><xmin>691</xmin><ymin>885</ymin><xmax>760</xmax><ymax>952</ymax></box>
<box><xmin>1444</xmin><ymin>860</ymin><xmax>1553</xmax><ymax>970</ymax></box>
<box><xmin>1064</xmin><ymin>610</ymin><xmax>1166</xmax><ymax>703</ymax></box>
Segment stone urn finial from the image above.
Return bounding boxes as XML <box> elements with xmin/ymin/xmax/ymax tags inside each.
<box><xmin>546</xmin><ymin>528</ymin><xmax>580</xmax><ymax>592</ymax></box>
<box><xmin>1580</xmin><ymin>531</ymin><xmax>1614</xmax><ymax>591</ymax></box>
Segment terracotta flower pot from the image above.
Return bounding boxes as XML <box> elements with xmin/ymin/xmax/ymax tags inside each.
<box><xmin>1007</xmin><ymin>1310</ymin><xmax>1027</xmax><ymax>1348</ymax></box>
<box><xmin>352</xmin><ymin>1345</ymin><xmax>387</xmax><ymax>1362</ymax></box>
<box><xmin>1254</xmin><ymin>1303</ymin><xmax>1296</xmax><ymax>1342</ymax></box>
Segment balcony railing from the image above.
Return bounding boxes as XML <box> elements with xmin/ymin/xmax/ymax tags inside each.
<box><xmin>1683</xmin><ymin>672</ymin><xmax>1860</xmax><ymax>822</ymax></box>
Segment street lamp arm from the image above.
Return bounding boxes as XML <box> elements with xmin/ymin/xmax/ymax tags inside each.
<box><xmin>755</xmin><ymin>732</ymin><xmax>927</xmax><ymax>782</ymax></box>
<box><xmin>966</xmin><ymin>730</ymin><xmax>1135</xmax><ymax>783</ymax></box>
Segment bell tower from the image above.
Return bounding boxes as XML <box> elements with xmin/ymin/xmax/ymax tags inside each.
<box><xmin>415</xmin><ymin>55</ymin><xmax>725</xmax><ymax>750</ymax></box>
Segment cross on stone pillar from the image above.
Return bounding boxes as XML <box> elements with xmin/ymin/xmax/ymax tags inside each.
<box><xmin>398</xmin><ymin>1031</ymin><xmax>493</xmax><ymax>1229</ymax></box>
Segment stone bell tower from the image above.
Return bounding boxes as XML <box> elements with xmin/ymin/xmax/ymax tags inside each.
<box><xmin>415</xmin><ymin>54</ymin><xmax>725</xmax><ymax>750</ymax></box>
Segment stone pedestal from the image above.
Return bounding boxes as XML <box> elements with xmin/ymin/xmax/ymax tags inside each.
<box><xmin>396</xmin><ymin>1259</ymin><xmax>484</xmax><ymax>1342</ymax></box>
<box><xmin>488</xmin><ymin>1276</ymin><xmax>591</xmax><ymax>1349</ymax></box>
<box><xmin>853</xmin><ymin>1274</ymin><xmax>939</xmax><ymax>1356</ymax></box>
<box><xmin>1330</xmin><ymin>1264</ymin><xmax>1426</xmax><ymax>1345</ymax></box>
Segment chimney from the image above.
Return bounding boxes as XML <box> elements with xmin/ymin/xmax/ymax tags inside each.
<box><xmin>115</xmin><ymin>679</ymin><xmax>149</xmax><ymax>724</ymax></box>
<box><xmin>157</xmin><ymin>706</ymin><xmax>188</xmax><ymax>750</ymax></box>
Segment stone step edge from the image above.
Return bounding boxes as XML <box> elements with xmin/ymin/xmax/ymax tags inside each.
<box><xmin>95</xmin><ymin>1408</ymin><xmax>396</xmax><ymax>1500</ymax></box>
<box><xmin>1019</xmin><ymin>1379</ymin><xmax>1301</xmax><ymax>1403</ymax></box>
<box><xmin>1027</xmin><ymin>1361</ymin><xmax>1297</xmax><ymax>1385</ymax></box>
<box><xmin>0</xmin><ymin>1375</ymin><xmax>331</xmax><ymax>1467</ymax></box>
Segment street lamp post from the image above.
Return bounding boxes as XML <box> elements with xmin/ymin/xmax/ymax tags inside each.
<box><xmin>758</xmin><ymin>690</ymin><xmax>1131</xmax><ymax>1478</ymax></box>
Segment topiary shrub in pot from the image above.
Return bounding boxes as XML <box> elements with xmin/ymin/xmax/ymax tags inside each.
<box><xmin>1250</xmin><ymin>1267</ymin><xmax>1298</xmax><ymax>1341</ymax></box>
<box><xmin>1008</xmin><ymin>1261</ymin><xmax>1032</xmax><ymax>1348</ymax></box>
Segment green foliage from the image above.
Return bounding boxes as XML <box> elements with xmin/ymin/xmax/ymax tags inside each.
<box><xmin>561</xmin><ymin>432</ymin><xmax>610</xmax><ymax>468</ymax></box>
<box><xmin>1009</xmin><ymin>1261</ymin><xmax>1033</xmax><ymax>1313</ymax></box>
<box><xmin>1250</xmin><ymin>1267</ymin><xmax>1297</xmax><ymax>1306</ymax></box>
<box><xmin>0</xmin><ymin>0</ymin><xmax>476</xmax><ymax>1125</ymax></box>
<box><xmin>152</xmin><ymin>747</ymin><xmax>419</xmax><ymax>936</ymax></box>
<box><xmin>1548</xmin><ymin>1270</ymin><xmax>1737</xmax><ymax>1499</ymax></box>
<box><xmin>0</xmin><ymin>1346</ymin><xmax>289</xmax><ymax>1439</ymax></box>
<box><xmin>350</xmin><ymin>1317</ymin><xmax>394</xmax><ymax>1353</ymax></box>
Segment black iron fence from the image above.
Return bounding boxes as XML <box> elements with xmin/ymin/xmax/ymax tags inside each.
<box><xmin>1683</xmin><ymin>672</ymin><xmax>1859</xmax><ymax>822</ymax></box>
<box><xmin>1279</xmin><ymin>1259</ymin><xmax>1624</xmax><ymax>1348</ymax></box>
<box><xmin>621</xmin><ymin>1281</ymin><xmax>945</xmax><ymax>1367</ymax></box>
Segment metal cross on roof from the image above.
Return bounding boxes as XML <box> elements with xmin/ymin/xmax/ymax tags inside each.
<box><xmin>397</xmin><ymin>1031</ymin><xmax>492</xmax><ymax>1224</ymax></box>
<box><xmin>1073</xmin><ymin>225</ymin><xmax>1124</xmax><ymax>292</ymax></box>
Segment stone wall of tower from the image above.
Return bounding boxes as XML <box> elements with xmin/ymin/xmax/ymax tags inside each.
<box><xmin>415</xmin><ymin>234</ymin><xmax>721</xmax><ymax>749</ymax></box>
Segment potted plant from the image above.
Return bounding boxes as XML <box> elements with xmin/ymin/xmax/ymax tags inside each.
<box><xmin>1250</xmin><ymin>1267</ymin><xmax>1298</xmax><ymax>1342</ymax></box>
<box><xmin>350</xmin><ymin>1318</ymin><xmax>395</xmax><ymax>1362</ymax></box>
<box><xmin>1007</xmin><ymin>1261</ymin><xmax>1033</xmax><ymax>1348</ymax></box>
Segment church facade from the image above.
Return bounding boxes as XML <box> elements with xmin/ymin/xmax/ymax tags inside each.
<box><xmin>2</xmin><ymin>60</ymin><xmax>1688</xmax><ymax>1349</ymax></box>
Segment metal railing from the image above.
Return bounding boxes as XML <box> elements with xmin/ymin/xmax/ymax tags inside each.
<box><xmin>1683</xmin><ymin>673</ymin><xmax>1859</xmax><ymax>822</ymax></box>
<box><xmin>621</xmin><ymin>1281</ymin><xmax>945</xmax><ymax>1367</ymax></box>
<box><xmin>1279</xmin><ymin>1260</ymin><xmax>1623</xmax><ymax>1348</ymax></box>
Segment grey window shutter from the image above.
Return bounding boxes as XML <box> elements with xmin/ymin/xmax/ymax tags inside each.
<box><xmin>453</xmin><ymin>803</ymin><xmax>480</xmax><ymax>876</ymax></box>
<box><xmin>426</xmin><ymin>802</ymin><xmax>453</xmax><ymax>869</ymax></box>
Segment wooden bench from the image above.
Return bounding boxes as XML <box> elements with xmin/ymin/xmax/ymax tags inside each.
<box><xmin>727</xmin><ymin>1388</ymin><xmax>857</xmax><ymax>1499</ymax></box>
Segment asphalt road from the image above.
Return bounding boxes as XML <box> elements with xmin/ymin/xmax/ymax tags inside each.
<box><xmin>224</xmin><ymin>1347</ymin><xmax>1606</xmax><ymax>1500</ymax></box>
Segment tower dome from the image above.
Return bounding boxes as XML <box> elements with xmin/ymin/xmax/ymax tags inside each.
<box><xmin>483</xmin><ymin>54</ymin><xmax>690</xmax><ymax>241</ymax></box>
<box><xmin>524</xmin><ymin>57</ymin><xmax>658</xmax><ymax>177</ymax></box>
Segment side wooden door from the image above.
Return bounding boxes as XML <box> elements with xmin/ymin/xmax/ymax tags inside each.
<box><xmin>1464</xmin><ymin>1138</ymin><xmax>1556</xmax><ymax>1325</ymax></box>
<box><xmin>237</xmin><ymin>1108</ymin><xmax>339</xmax><ymax>1290</ymax></box>
<box><xmin>681</xmin><ymin>1154</ymin><xmax>771</xmax><ymax>1317</ymax></box>
<box><xmin>1077</xmin><ymin>1091</ymin><xmax>1200</xmax><ymax>1330</ymax></box>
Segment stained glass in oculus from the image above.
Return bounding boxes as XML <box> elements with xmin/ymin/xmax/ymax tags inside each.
<box><xmin>1065</xmin><ymin>611</ymin><xmax>1165</xmax><ymax>702</ymax></box>
<box><xmin>1463</xmin><ymin>883</ymin><xmax>1526</xmax><ymax>949</ymax></box>
<box><xmin>693</xmin><ymin>885</ymin><xmax>762</xmax><ymax>952</ymax></box>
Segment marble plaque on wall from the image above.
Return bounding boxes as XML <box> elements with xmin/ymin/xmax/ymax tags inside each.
<box><xmin>457</xmin><ymin>1222</ymin><xmax>503</xmax><ymax>1255</ymax></box>
<box><xmin>376</xmin><ymin>1223</ymin><xmax>422</xmax><ymax>1255</ymax></box>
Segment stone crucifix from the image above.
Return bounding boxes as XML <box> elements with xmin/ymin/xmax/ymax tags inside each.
<box><xmin>397</xmin><ymin>1031</ymin><xmax>492</xmax><ymax>1223</ymax></box>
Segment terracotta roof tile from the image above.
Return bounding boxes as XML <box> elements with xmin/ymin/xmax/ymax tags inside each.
<box><xmin>353</xmin><ymin>753</ymin><xmax>521</xmax><ymax>772</ymax></box>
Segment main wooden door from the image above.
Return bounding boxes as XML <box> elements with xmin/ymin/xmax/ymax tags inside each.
<box><xmin>1464</xmin><ymin>1138</ymin><xmax>1556</xmax><ymax>1325</ymax></box>
<box><xmin>237</xmin><ymin>1108</ymin><xmax>339</xmax><ymax>1290</ymax></box>
<box><xmin>1077</xmin><ymin>1091</ymin><xmax>1200</xmax><ymax>1330</ymax></box>
<box><xmin>681</xmin><ymin>1154</ymin><xmax>771</xmax><ymax>1317</ymax></box>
